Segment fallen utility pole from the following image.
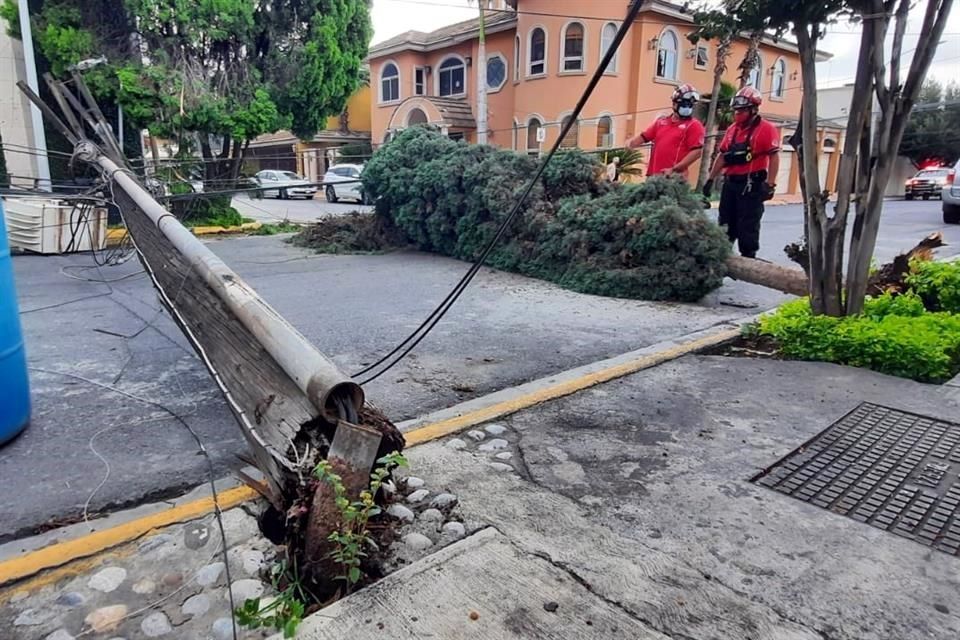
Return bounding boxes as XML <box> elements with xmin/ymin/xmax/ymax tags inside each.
<box><xmin>18</xmin><ymin>75</ymin><xmax>404</xmax><ymax>588</ymax></box>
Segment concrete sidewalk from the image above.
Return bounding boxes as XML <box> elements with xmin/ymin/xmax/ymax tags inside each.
<box><xmin>294</xmin><ymin>355</ymin><xmax>960</xmax><ymax>639</ymax></box>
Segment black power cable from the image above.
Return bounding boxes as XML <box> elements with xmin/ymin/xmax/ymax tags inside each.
<box><xmin>354</xmin><ymin>0</ymin><xmax>646</xmax><ymax>385</ymax></box>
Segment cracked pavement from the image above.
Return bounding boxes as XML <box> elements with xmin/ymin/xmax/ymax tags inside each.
<box><xmin>340</xmin><ymin>355</ymin><xmax>960</xmax><ymax>639</ymax></box>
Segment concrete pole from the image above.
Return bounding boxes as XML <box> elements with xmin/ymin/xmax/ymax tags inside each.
<box><xmin>476</xmin><ymin>1</ymin><xmax>488</xmax><ymax>145</ymax></box>
<box><xmin>17</xmin><ymin>0</ymin><xmax>51</xmax><ymax>191</ymax></box>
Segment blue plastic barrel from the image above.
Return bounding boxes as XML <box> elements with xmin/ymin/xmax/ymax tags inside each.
<box><xmin>0</xmin><ymin>199</ymin><xmax>30</xmax><ymax>444</ymax></box>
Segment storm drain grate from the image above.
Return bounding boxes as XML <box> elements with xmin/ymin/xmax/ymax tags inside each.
<box><xmin>752</xmin><ymin>402</ymin><xmax>960</xmax><ymax>555</ymax></box>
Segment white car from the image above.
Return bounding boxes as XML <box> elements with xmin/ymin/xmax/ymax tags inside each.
<box><xmin>323</xmin><ymin>164</ymin><xmax>370</xmax><ymax>204</ymax></box>
<box><xmin>255</xmin><ymin>170</ymin><xmax>318</xmax><ymax>199</ymax></box>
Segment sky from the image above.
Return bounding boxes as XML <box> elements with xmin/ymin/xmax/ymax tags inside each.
<box><xmin>370</xmin><ymin>0</ymin><xmax>960</xmax><ymax>89</ymax></box>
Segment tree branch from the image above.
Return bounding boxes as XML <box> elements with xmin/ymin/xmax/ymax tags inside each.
<box><xmin>888</xmin><ymin>0</ymin><xmax>910</xmax><ymax>93</ymax></box>
<box><xmin>869</xmin><ymin>0</ymin><xmax>890</xmax><ymax>106</ymax></box>
<box><xmin>831</xmin><ymin>17</ymin><xmax>876</xmax><ymax>233</ymax></box>
<box><xmin>902</xmin><ymin>0</ymin><xmax>953</xmax><ymax>105</ymax></box>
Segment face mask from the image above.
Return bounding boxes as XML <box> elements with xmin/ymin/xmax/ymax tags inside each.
<box><xmin>734</xmin><ymin>110</ymin><xmax>752</xmax><ymax>125</ymax></box>
<box><xmin>677</xmin><ymin>106</ymin><xmax>694</xmax><ymax>118</ymax></box>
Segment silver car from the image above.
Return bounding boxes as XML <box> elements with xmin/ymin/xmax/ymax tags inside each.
<box><xmin>255</xmin><ymin>170</ymin><xmax>318</xmax><ymax>200</ymax></box>
<box><xmin>323</xmin><ymin>164</ymin><xmax>369</xmax><ymax>204</ymax></box>
<box><xmin>943</xmin><ymin>161</ymin><xmax>959</xmax><ymax>225</ymax></box>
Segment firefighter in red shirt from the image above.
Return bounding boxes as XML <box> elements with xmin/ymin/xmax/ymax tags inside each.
<box><xmin>627</xmin><ymin>84</ymin><xmax>705</xmax><ymax>183</ymax></box>
<box><xmin>703</xmin><ymin>86</ymin><xmax>780</xmax><ymax>258</ymax></box>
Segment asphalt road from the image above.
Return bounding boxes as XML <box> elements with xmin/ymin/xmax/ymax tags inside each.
<box><xmin>232</xmin><ymin>193</ymin><xmax>372</xmax><ymax>223</ymax></box>
<box><xmin>2</xmin><ymin>198</ymin><xmax>954</xmax><ymax>539</ymax></box>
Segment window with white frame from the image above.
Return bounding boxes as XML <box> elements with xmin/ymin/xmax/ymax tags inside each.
<box><xmin>380</xmin><ymin>63</ymin><xmax>400</xmax><ymax>102</ymax></box>
<box><xmin>438</xmin><ymin>57</ymin><xmax>466</xmax><ymax>97</ymax></box>
<box><xmin>414</xmin><ymin>67</ymin><xmax>426</xmax><ymax>96</ymax></box>
<box><xmin>656</xmin><ymin>29</ymin><xmax>679</xmax><ymax>80</ymax></box>
<box><xmin>695</xmin><ymin>44</ymin><xmax>709</xmax><ymax>69</ymax></box>
<box><xmin>562</xmin><ymin>22</ymin><xmax>585</xmax><ymax>72</ymax></box>
<box><xmin>772</xmin><ymin>58</ymin><xmax>786</xmax><ymax>99</ymax></box>
<box><xmin>560</xmin><ymin>115</ymin><xmax>579</xmax><ymax>148</ymax></box>
<box><xmin>527</xmin><ymin>117</ymin><xmax>543</xmax><ymax>155</ymax></box>
<box><xmin>747</xmin><ymin>55</ymin><xmax>763</xmax><ymax>91</ymax></box>
<box><xmin>514</xmin><ymin>35</ymin><xmax>521</xmax><ymax>81</ymax></box>
<box><xmin>529</xmin><ymin>27</ymin><xmax>546</xmax><ymax>76</ymax></box>
<box><xmin>601</xmin><ymin>22</ymin><xmax>619</xmax><ymax>73</ymax></box>
<box><xmin>596</xmin><ymin>115</ymin><xmax>613</xmax><ymax>149</ymax></box>
<box><xmin>487</xmin><ymin>54</ymin><xmax>507</xmax><ymax>91</ymax></box>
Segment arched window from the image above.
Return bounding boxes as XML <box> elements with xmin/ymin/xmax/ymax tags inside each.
<box><xmin>560</xmin><ymin>115</ymin><xmax>579</xmax><ymax>148</ymax></box>
<box><xmin>514</xmin><ymin>35</ymin><xmax>521</xmax><ymax>81</ymax></box>
<box><xmin>596</xmin><ymin>115</ymin><xmax>613</xmax><ymax>148</ymax></box>
<box><xmin>656</xmin><ymin>29</ymin><xmax>678</xmax><ymax>80</ymax></box>
<box><xmin>747</xmin><ymin>55</ymin><xmax>763</xmax><ymax>91</ymax></box>
<box><xmin>529</xmin><ymin>27</ymin><xmax>546</xmax><ymax>76</ymax></box>
<box><xmin>601</xmin><ymin>23</ymin><xmax>619</xmax><ymax>73</ymax></box>
<box><xmin>407</xmin><ymin>108</ymin><xmax>428</xmax><ymax>126</ymax></box>
<box><xmin>380</xmin><ymin>62</ymin><xmax>400</xmax><ymax>103</ymax></box>
<box><xmin>438</xmin><ymin>57</ymin><xmax>466</xmax><ymax>97</ymax></box>
<box><xmin>772</xmin><ymin>58</ymin><xmax>786</xmax><ymax>98</ymax></box>
<box><xmin>562</xmin><ymin>22</ymin><xmax>585</xmax><ymax>72</ymax></box>
<box><xmin>824</xmin><ymin>138</ymin><xmax>837</xmax><ymax>150</ymax></box>
<box><xmin>527</xmin><ymin>116</ymin><xmax>543</xmax><ymax>156</ymax></box>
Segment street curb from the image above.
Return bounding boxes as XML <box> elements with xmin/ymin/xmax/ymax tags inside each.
<box><xmin>106</xmin><ymin>222</ymin><xmax>263</xmax><ymax>246</ymax></box>
<box><xmin>0</xmin><ymin>320</ymin><xmax>745</xmax><ymax>588</ymax></box>
<box><xmin>399</xmin><ymin>321</ymin><xmax>742</xmax><ymax>445</ymax></box>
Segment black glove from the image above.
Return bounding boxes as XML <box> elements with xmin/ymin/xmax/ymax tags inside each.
<box><xmin>761</xmin><ymin>182</ymin><xmax>776</xmax><ymax>202</ymax></box>
<box><xmin>702</xmin><ymin>179</ymin><xmax>714</xmax><ymax>199</ymax></box>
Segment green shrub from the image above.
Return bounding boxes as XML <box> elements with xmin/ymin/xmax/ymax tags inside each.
<box><xmin>906</xmin><ymin>259</ymin><xmax>960</xmax><ymax>313</ymax></box>
<box><xmin>359</xmin><ymin>126</ymin><xmax>731</xmax><ymax>302</ymax></box>
<box><xmin>759</xmin><ymin>295</ymin><xmax>960</xmax><ymax>383</ymax></box>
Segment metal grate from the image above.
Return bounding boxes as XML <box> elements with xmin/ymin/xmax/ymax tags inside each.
<box><xmin>753</xmin><ymin>403</ymin><xmax>960</xmax><ymax>555</ymax></box>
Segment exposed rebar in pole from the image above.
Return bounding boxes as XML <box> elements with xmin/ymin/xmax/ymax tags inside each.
<box><xmin>16</xmin><ymin>0</ymin><xmax>51</xmax><ymax>191</ymax></box>
<box><xmin>476</xmin><ymin>0</ymin><xmax>489</xmax><ymax>145</ymax></box>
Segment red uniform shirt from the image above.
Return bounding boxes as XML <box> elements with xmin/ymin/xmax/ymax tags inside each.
<box><xmin>718</xmin><ymin>118</ymin><xmax>780</xmax><ymax>176</ymax></box>
<box><xmin>642</xmin><ymin>115</ymin><xmax>706</xmax><ymax>178</ymax></box>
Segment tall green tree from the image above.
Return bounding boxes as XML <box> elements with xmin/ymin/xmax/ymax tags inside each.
<box><xmin>2</xmin><ymin>0</ymin><xmax>372</xmax><ymax>186</ymax></box>
<box><xmin>717</xmin><ymin>0</ymin><xmax>953</xmax><ymax>317</ymax></box>
<box><xmin>899</xmin><ymin>78</ymin><xmax>960</xmax><ymax>167</ymax></box>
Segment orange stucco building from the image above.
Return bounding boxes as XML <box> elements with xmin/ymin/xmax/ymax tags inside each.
<box><xmin>367</xmin><ymin>0</ymin><xmax>842</xmax><ymax>195</ymax></box>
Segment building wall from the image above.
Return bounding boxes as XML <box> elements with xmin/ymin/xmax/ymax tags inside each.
<box><xmin>369</xmin><ymin>1</ymin><xmax>823</xmax><ymax>193</ymax></box>
<box><xmin>0</xmin><ymin>27</ymin><xmax>41</xmax><ymax>188</ymax></box>
<box><xmin>326</xmin><ymin>86</ymin><xmax>373</xmax><ymax>133</ymax></box>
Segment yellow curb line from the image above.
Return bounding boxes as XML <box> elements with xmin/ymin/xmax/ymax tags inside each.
<box><xmin>0</xmin><ymin>326</ymin><xmax>737</xmax><ymax>588</ymax></box>
<box><xmin>404</xmin><ymin>327</ymin><xmax>738</xmax><ymax>446</ymax></box>
<box><xmin>106</xmin><ymin>222</ymin><xmax>263</xmax><ymax>245</ymax></box>
<box><xmin>0</xmin><ymin>486</ymin><xmax>256</xmax><ymax>588</ymax></box>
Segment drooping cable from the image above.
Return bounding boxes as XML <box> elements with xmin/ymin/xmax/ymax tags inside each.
<box><xmin>354</xmin><ymin>0</ymin><xmax>646</xmax><ymax>385</ymax></box>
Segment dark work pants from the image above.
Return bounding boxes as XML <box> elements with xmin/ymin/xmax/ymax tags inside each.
<box><xmin>718</xmin><ymin>177</ymin><xmax>765</xmax><ymax>258</ymax></box>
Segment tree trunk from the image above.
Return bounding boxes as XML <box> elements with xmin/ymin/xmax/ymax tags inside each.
<box><xmin>794</xmin><ymin>26</ymin><xmax>843</xmax><ymax>316</ymax></box>
<box><xmin>697</xmin><ymin>37</ymin><xmax>731</xmax><ymax>190</ymax></box>
<box><xmin>845</xmin><ymin>0</ymin><xmax>953</xmax><ymax>314</ymax></box>
<box><xmin>738</xmin><ymin>31</ymin><xmax>763</xmax><ymax>89</ymax></box>
<box><xmin>725</xmin><ymin>256</ymin><xmax>807</xmax><ymax>296</ymax></box>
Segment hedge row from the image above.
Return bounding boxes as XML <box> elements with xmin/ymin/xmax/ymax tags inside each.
<box><xmin>362</xmin><ymin>127</ymin><xmax>729</xmax><ymax>302</ymax></box>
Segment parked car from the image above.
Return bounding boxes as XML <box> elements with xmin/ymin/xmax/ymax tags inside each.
<box><xmin>942</xmin><ymin>162</ymin><xmax>959</xmax><ymax>224</ymax></box>
<box><xmin>905</xmin><ymin>167</ymin><xmax>951</xmax><ymax>200</ymax></box>
<box><xmin>254</xmin><ymin>170</ymin><xmax>318</xmax><ymax>199</ymax></box>
<box><xmin>323</xmin><ymin>164</ymin><xmax>370</xmax><ymax>204</ymax></box>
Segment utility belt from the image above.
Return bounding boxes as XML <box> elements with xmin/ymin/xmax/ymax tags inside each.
<box><xmin>724</xmin><ymin>170</ymin><xmax>768</xmax><ymax>184</ymax></box>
